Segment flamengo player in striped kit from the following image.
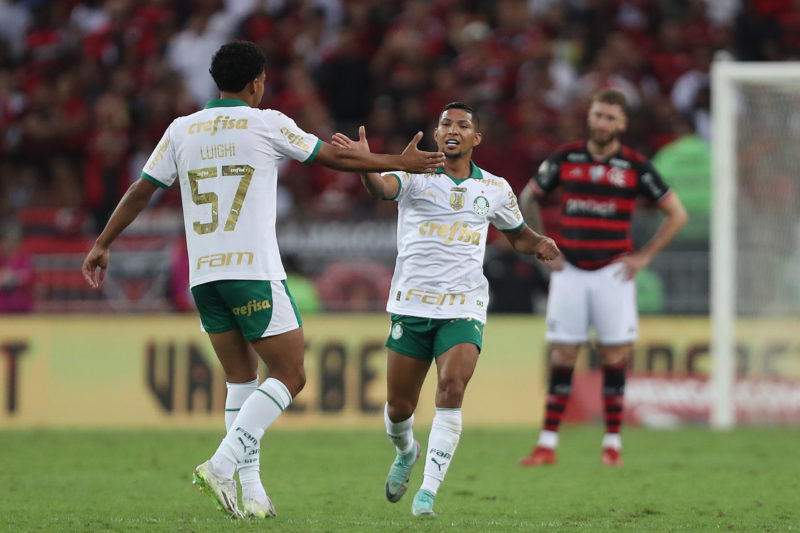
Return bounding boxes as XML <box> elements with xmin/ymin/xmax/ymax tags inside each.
<box><xmin>518</xmin><ymin>89</ymin><xmax>687</xmax><ymax>467</ymax></box>
<box><xmin>333</xmin><ymin>102</ymin><xmax>559</xmax><ymax>517</ymax></box>
<box><xmin>81</xmin><ymin>41</ymin><xmax>445</xmax><ymax>519</ymax></box>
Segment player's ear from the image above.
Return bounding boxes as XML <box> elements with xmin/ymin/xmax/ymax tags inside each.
<box><xmin>473</xmin><ymin>131</ymin><xmax>482</xmax><ymax>147</ymax></box>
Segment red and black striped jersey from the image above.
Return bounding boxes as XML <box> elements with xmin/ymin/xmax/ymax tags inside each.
<box><xmin>528</xmin><ymin>141</ymin><xmax>672</xmax><ymax>270</ymax></box>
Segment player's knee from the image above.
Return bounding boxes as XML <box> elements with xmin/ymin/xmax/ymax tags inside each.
<box><xmin>550</xmin><ymin>346</ymin><xmax>579</xmax><ymax>366</ymax></box>
<box><xmin>275</xmin><ymin>366</ymin><xmax>305</xmax><ymax>398</ymax></box>
<box><xmin>291</xmin><ymin>367</ymin><xmax>306</xmax><ymax>397</ymax></box>
<box><xmin>600</xmin><ymin>346</ymin><xmax>631</xmax><ymax>366</ymax></box>
<box><xmin>387</xmin><ymin>400</ymin><xmax>415</xmax><ymax>422</ymax></box>
<box><xmin>436</xmin><ymin>377</ymin><xmax>467</xmax><ymax>407</ymax></box>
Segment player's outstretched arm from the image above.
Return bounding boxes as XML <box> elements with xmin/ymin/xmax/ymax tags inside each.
<box><xmin>315</xmin><ymin>130</ymin><xmax>444</xmax><ymax>174</ymax></box>
<box><xmin>504</xmin><ymin>225</ymin><xmax>560</xmax><ymax>262</ymax></box>
<box><xmin>331</xmin><ymin>126</ymin><xmax>399</xmax><ymax>200</ymax></box>
<box><xmin>81</xmin><ymin>178</ymin><xmax>159</xmax><ymax>288</ymax></box>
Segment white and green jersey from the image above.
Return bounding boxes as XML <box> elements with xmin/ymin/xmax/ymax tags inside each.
<box><xmin>141</xmin><ymin>99</ymin><xmax>321</xmax><ymax>288</ymax></box>
<box><xmin>386</xmin><ymin>162</ymin><xmax>525</xmax><ymax>322</ymax></box>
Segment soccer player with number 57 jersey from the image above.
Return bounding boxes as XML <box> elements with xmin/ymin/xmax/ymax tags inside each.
<box><xmin>333</xmin><ymin>102</ymin><xmax>559</xmax><ymax>517</ymax></box>
<box><xmin>81</xmin><ymin>40</ymin><xmax>446</xmax><ymax>519</ymax></box>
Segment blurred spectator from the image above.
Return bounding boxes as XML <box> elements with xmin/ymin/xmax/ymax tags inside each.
<box><xmin>0</xmin><ymin>0</ymin><xmax>30</xmax><ymax>60</ymax></box>
<box><xmin>652</xmin><ymin>114</ymin><xmax>711</xmax><ymax>245</ymax></box>
<box><xmin>315</xmin><ymin>260</ymin><xmax>392</xmax><ymax>312</ymax></box>
<box><xmin>0</xmin><ymin>219</ymin><xmax>34</xmax><ymax>313</ymax></box>
<box><xmin>11</xmin><ymin>0</ymin><xmax>800</xmax><ymax>314</ymax></box>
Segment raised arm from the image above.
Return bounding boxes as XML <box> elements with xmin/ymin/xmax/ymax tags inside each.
<box><xmin>331</xmin><ymin>126</ymin><xmax>400</xmax><ymax>200</ymax></box>
<box><xmin>314</xmin><ymin>130</ymin><xmax>443</xmax><ymax>175</ymax></box>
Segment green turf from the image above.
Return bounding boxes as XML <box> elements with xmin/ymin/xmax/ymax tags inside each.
<box><xmin>1</xmin><ymin>426</ymin><xmax>798</xmax><ymax>532</ymax></box>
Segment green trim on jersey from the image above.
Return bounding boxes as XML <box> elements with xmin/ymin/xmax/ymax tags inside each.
<box><xmin>141</xmin><ymin>171</ymin><xmax>168</xmax><ymax>189</ymax></box>
<box><xmin>435</xmin><ymin>161</ymin><xmax>483</xmax><ymax>185</ymax></box>
<box><xmin>386</xmin><ymin>173</ymin><xmax>402</xmax><ymax>200</ymax></box>
<box><xmin>303</xmin><ymin>138</ymin><xmax>322</xmax><ymax>163</ymax></box>
<box><xmin>500</xmin><ymin>221</ymin><xmax>526</xmax><ymax>233</ymax></box>
<box><xmin>204</xmin><ymin>98</ymin><xmax>249</xmax><ymax>108</ymax></box>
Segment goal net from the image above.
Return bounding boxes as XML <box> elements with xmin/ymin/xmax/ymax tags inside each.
<box><xmin>711</xmin><ymin>61</ymin><xmax>800</xmax><ymax>428</ymax></box>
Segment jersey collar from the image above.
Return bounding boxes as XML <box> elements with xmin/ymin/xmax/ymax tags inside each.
<box><xmin>434</xmin><ymin>161</ymin><xmax>483</xmax><ymax>184</ymax></box>
<box><xmin>204</xmin><ymin>98</ymin><xmax>250</xmax><ymax>108</ymax></box>
<box><xmin>585</xmin><ymin>140</ymin><xmax>622</xmax><ymax>163</ymax></box>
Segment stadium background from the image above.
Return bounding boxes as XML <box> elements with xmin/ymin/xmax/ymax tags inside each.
<box><xmin>1</xmin><ymin>0</ymin><xmax>798</xmax><ymax>429</ymax></box>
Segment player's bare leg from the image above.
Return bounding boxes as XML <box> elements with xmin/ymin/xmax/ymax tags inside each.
<box><xmin>384</xmin><ymin>349</ymin><xmax>429</xmax><ymax>503</ymax></box>
<box><xmin>412</xmin><ymin>343</ymin><xmax>479</xmax><ymax>517</ymax></box>
<box><xmin>598</xmin><ymin>343</ymin><xmax>632</xmax><ymax>467</ymax></box>
<box><xmin>521</xmin><ymin>343</ymin><xmax>581</xmax><ymax>466</ymax></box>
<box><xmin>198</xmin><ymin>327</ymin><xmax>305</xmax><ymax>518</ymax></box>
<box><xmin>207</xmin><ymin>336</ymin><xmax>266</xmax><ymax>516</ymax></box>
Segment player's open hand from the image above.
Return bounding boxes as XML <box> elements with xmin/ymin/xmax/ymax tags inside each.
<box><xmin>81</xmin><ymin>245</ymin><xmax>109</xmax><ymax>289</ymax></box>
<box><xmin>533</xmin><ymin>236</ymin><xmax>560</xmax><ymax>262</ymax></box>
<box><xmin>612</xmin><ymin>252</ymin><xmax>649</xmax><ymax>280</ymax></box>
<box><xmin>399</xmin><ymin>131</ymin><xmax>445</xmax><ymax>173</ymax></box>
<box><xmin>332</xmin><ymin>125</ymin><xmax>370</xmax><ymax>153</ymax></box>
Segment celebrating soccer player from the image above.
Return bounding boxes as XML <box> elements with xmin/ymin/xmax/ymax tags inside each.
<box><xmin>81</xmin><ymin>40</ymin><xmax>445</xmax><ymax>519</ymax></box>
<box><xmin>332</xmin><ymin>103</ymin><xmax>559</xmax><ymax>517</ymax></box>
<box><xmin>518</xmin><ymin>88</ymin><xmax>688</xmax><ymax>467</ymax></box>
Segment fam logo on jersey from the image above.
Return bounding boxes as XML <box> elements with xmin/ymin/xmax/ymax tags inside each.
<box><xmin>473</xmin><ymin>195</ymin><xmax>490</xmax><ymax>217</ymax></box>
<box><xmin>589</xmin><ymin>165</ymin><xmax>605</xmax><ymax>182</ymax></box>
<box><xmin>450</xmin><ymin>188</ymin><xmax>466</xmax><ymax>210</ymax></box>
<box><xmin>391</xmin><ymin>323</ymin><xmax>403</xmax><ymax>340</ymax></box>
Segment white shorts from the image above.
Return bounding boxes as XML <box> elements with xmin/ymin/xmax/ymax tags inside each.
<box><xmin>545</xmin><ymin>261</ymin><xmax>637</xmax><ymax>345</ymax></box>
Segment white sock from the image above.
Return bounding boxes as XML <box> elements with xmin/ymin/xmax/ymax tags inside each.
<box><xmin>537</xmin><ymin>430</ymin><xmax>558</xmax><ymax>449</ymax></box>
<box><xmin>420</xmin><ymin>408</ymin><xmax>462</xmax><ymax>496</ymax></box>
<box><xmin>602</xmin><ymin>433</ymin><xmax>622</xmax><ymax>450</ymax></box>
<box><xmin>225</xmin><ymin>378</ymin><xmax>258</xmax><ymax>431</ymax></box>
<box><xmin>225</xmin><ymin>378</ymin><xmax>264</xmax><ymax>498</ymax></box>
<box><xmin>384</xmin><ymin>403</ymin><xmax>415</xmax><ymax>455</ymax></box>
<box><xmin>214</xmin><ymin>378</ymin><xmax>292</xmax><ymax>477</ymax></box>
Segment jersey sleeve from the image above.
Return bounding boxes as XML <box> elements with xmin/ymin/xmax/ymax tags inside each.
<box><xmin>263</xmin><ymin>110</ymin><xmax>321</xmax><ymax>163</ymax></box>
<box><xmin>141</xmin><ymin>123</ymin><xmax>178</xmax><ymax>188</ymax></box>
<box><xmin>383</xmin><ymin>171</ymin><xmax>416</xmax><ymax>202</ymax></box>
<box><xmin>637</xmin><ymin>160</ymin><xmax>672</xmax><ymax>202</ymax></box>
<box><xmin>529</xmin><ymin>151</ymin><xmax>562</xmax><ymax>195</ymax></box>
<box><xmin>489</xmin><ymin>182</ymin><xmax>526</xmax><ymax>233</ymax></box>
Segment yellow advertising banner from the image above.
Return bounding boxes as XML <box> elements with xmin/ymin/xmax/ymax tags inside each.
<box><xmin>0</xmin><ymin>315</ymin><xmax>797</xmax><ymax>428</ymax></box>
<box><xmin>0</xmin><ymin>314</ymin><xmax>549</xmax><ymax>428</ymax></box>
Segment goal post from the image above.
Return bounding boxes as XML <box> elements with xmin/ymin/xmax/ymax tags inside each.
<box><xmin>710</xmin><ymin>61</ymin><xmax>800</xmax><ymax>429</ymax></box>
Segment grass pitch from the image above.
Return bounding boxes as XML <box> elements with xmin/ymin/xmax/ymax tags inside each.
<box><xmin>1</xmin><ymin>425</ymin><xmax>798</xmax><ymax>532</ymax></box>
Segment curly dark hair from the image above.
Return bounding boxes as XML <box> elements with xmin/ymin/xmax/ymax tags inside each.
<box><xmin>209</xmin><ymin>41</ymin><xmax>266</xmax><ymax>93</ymax></box>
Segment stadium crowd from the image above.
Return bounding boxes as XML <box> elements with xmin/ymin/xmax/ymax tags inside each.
<box><xmin>0</xmin><ymin>0</ymin><xmax>795</xmax><ymax>312</ymax></box>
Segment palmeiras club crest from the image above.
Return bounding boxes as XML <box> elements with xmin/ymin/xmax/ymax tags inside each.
<box><xmin>473</xmin><ymin>195</ymin><xmax>489</xmax><ymax>217</ymax></box>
